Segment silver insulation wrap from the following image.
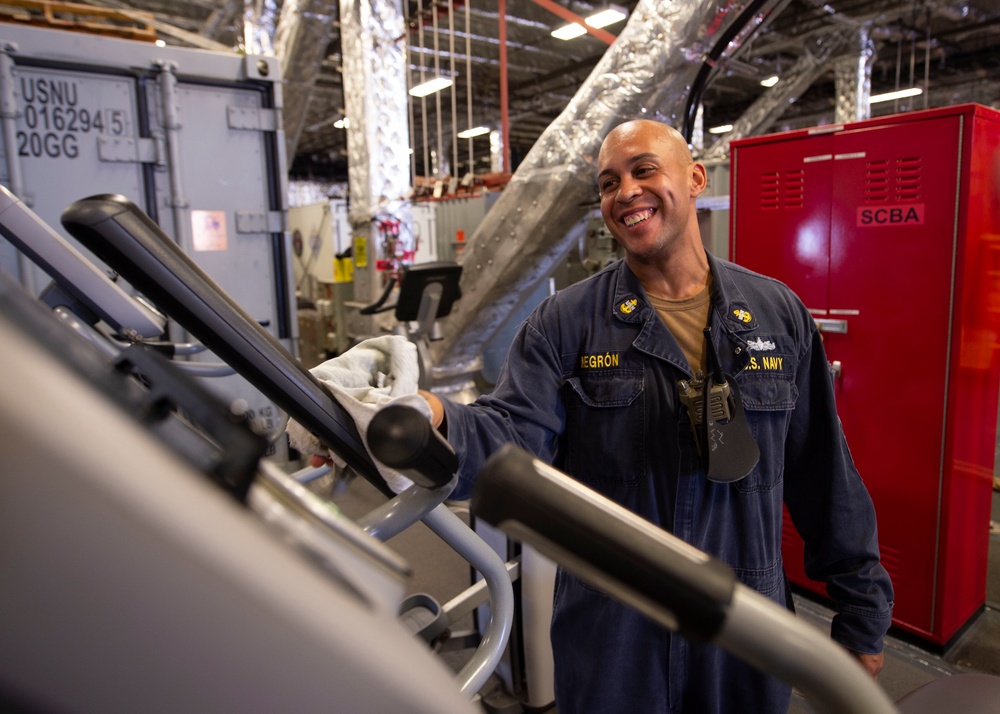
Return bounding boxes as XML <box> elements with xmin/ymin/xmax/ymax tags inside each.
<box><xmin>274</xmin><ymin>0</ymin><xmax>339</xmax><ymax>161</ymax></box>
<box><xmin>340</xmin><ymin>0</ymin><xmax>413</xmax><ymax>328</ymax></box>
<box><xmin>834</xmin><ymin>25</ymin><xmax>876</xmax><ymax>124</ymax></box>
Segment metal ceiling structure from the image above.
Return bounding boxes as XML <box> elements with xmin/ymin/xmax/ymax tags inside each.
<box><xmin>63</xmin><ymin>0</ymin><xmax>1000</xmax><ymax>181</ymax></box>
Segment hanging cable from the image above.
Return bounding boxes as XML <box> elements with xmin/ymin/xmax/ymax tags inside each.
<box><xmin>465</xmin><ymin>0</ymin><xmax>474</xmax><ymax>174</ymax></box>
<box><xmin>405</xmin><ymin>0</ymin><xmax>416</xmax><ymax>187</ymax></box>
<box><xmin>432</xmin><ymin>2</ymin><xmax>445</xmax><ymax>177</ymax></box>
<box><xmin>448</xmin><ymin>0</ymin><xmax>459</xmax><ymax>178</ymax></box>
<box><xmin>894</xmin><ymin>20</ymin><xmax>903</xmax><ymax>113</ymax></box>
<box><xmin>923</xmin><ymin>3</ymin><xmax>931</xmax><ymax>109</ymax></box>
<box><xmin>418</xmin><ymin>0</ymin><xmax>430</xmax><ymax>182</ymax></box>
<box><xmin>908</xmin><ymin>8</ymin><xmax>917</xmax><ymax>99</ymax></box>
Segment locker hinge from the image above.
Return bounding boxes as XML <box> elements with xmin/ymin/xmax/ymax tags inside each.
<box><xmin>97</xmin><ymin>136</ymin><xmax>159</xmax><ymax>164</ymax></box>
<box><xmin>227</xmin><ymin>105</ymin><xmax>279</xmax><ymax>132</ymax></box>
<box><xmin>235</xmin><ymin>209</ymin><xmax>284</xmax><ymax>234</ymax></box>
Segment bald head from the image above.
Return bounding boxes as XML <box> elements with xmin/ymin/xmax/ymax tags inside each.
<box><xmin>599</xmin><ymin>120</ymin><xmax>693</xmax><ymax>169</ymax></box>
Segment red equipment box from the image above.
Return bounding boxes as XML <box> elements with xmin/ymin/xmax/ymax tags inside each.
<box><xmin>730</xmin><ymin>103</ymin><xmax>1000</xmax><ymax>646</ymax></box>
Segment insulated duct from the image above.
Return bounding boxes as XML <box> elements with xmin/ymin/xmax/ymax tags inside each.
<box><xmin>432</xmin><ymin>0</ymin><xmax>785</xmax><ymax>376</ymax></box>
<box><xmin>339</xmin><ymin>0</ymin><xmax>412</xmax><ymax>338</ymax></box>
<box><xmin>273</xmin><ymin>0</ymin><xmax>339</xmax><ymax>161</ymax></box>
<box><xmin>244</xmin><ymin>0</ymin><xmax>278</xmax><ymax>56</ymax></box>
<box><xmin>834</xmin><ymin>25</ymin><xmax>876</xmax><ymax>124</ymax></box>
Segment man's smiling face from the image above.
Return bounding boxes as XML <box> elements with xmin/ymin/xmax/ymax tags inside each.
<box><xmin>597</xmin><ymin>120</ymin><xmax>705</xmax><ymax>265</ymax></box>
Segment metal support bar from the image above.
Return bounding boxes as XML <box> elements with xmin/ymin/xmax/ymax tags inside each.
<box><xmin>421</xmin><ymin>504</ymin><xmax>514</xmax><ymax>697</ymax></box>
<box><xmin>0</xmin><ymin>43</ymin><xmax>34</xmax><ymax>293</ymax></box>
<box><xmin>355</xmin><ymin>479</ymin><xmax>454</xmax><ymax>541</ymax></box>
<box><xmin>440</xmin><ymin>558</ymin><xmax>520</xmax><ymax>626</ymax></box>
<box><xmin>156</xmin><ymin>62</ymin><xmax>190</xmax><ymax>249</ymax></box>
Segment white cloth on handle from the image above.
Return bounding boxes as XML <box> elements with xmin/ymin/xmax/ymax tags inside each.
<box><xmin>286</xmin><ymin>334</ymin><xmax>431</xmax><ymax>493</ymax></box>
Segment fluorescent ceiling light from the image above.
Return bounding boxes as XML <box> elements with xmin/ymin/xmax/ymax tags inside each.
<box><xmin>552</xmin><ymin>23</ymin><xmax>587</xmax><ymax>40</ymax></box>
<box><xmin>586</xmin><ymin>7</ymin><xmax>627</xmax><ymax>28</ymax></box>
<box><xmin>870</xmin><ymin>87</ymin><xmax>923</xmax><ymax>104</ymax></box>
<box><xmin>708</xmin><ymin>124</ymin><xmax>733</xmax><ymax>135</ymax></box>
<box><xmin>760</xmin><ymin>75</ymin><xmax>779</xmax><ymax>88</ymax></box>
<box><xmin>409</xmin><ymin>76</ymin><xmax>453</xmax><ymax>97</ymax></box>
<box><xmin>458</xmin><ymin>126</ymin><xmax>491</xmax><ymax>139</ymax></box>
<box><xmin>552</xmin><ymin>5</ymin><xmax>627</xmax><ymax>40</ymax></box>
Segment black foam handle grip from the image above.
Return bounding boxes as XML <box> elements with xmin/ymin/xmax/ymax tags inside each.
<box><xmin>367</xmin><ymin>404</ymin><xmax>457</xmax><ymax>489</ymax></box>
<box><xmin>471</xmin><ymin>444</ymin><xmax>736</xmax><ymax>643</ymax></box>
<box><xmin>61</xmin><ymin>194</ymin><xmax>392</xmax><ymax>497</ymax></box>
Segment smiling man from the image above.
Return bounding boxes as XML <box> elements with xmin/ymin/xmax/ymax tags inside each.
<box><xmin>426</xmin><ymin>119</ymin><xmax>893</xmax><ymax>713</ymax></box>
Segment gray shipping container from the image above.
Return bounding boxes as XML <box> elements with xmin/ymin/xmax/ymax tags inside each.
<box><xmin>0</xmin><ymin>23</ymin><xmax>296</xmax><ymax>461</ymax></box>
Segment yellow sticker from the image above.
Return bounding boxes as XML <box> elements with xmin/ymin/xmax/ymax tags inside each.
<box><xmin>353</xmin><ymin>235</ymin><xmax>367</xmax><ymax>268</ymax></box>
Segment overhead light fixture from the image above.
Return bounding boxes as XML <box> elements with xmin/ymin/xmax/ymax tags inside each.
<box><xmin>409</xmin><ymin>76</ymin><xmax>454</xmax><ymax>97</ymax></box>
<box><xmin>870</xmin><ymin>87</ymin><xmax>923</xmax><ymax>104</ymax></box>
<box><xmin>334</xmin><ymin>117</ymin><xmax>350</xmax><ymax>129</ymax></box>
<box><xmin>552</xmin><ymin>5</ymin><xmax>627</xmax><ymax>40</ymax></box>
<box><xmin>708</xmin><ymin>124</ymin><xmax>733</xmax><ymax>135</ymax></box>
<box><xmin>458</xmin><ymin>126</ymin><xmax>491</xmax><ymax>139</ymax></box>
<box><xmin>552</xmin><ymin>23</ymin><xmax>587</xmax><ymax>40</ymax></box>
<box><xmin>586</xmin><ymin>6</ymin><xmax>627</xmax><ymax>28</ymax></box>
<box><xmin>760</xmin><ymin>75</ymin><xmax>779</xmax><ymax>88</ymax></box>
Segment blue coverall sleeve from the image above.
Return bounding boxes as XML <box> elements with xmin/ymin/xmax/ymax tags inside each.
<box><xmin>782</xmin><ymin>326</ymin><xmax>894</xmax><ymax>654</ymax></box>
<box><xmin>440</xmin><ymin>317</ymin><xmax>566</xmax><ymax>500</ymax></box>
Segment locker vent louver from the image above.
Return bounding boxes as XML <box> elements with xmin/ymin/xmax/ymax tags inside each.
<box><xmin>759</xmin><ymin>170</ymin><xmax>804</xmax><ymax>210</ymax></box>
<box><xmin>784</xmin><ymin>169</ymin><xmax>804</xmax><ymax>208</ymax></box>
<box><xmin>761</xmin><ymin>172</ymin><xmax>780</xmax><ymax>210</ymax></box>
<box><xmin>864</xmin><ymin>160</ymin><xmax>889</xmax><ymax>202</ymax></box>
<box><xmin>894</xmin><ymin>157</ymin><xmax>922</xmax><ymax>201</ymax></box>
<box><xmin>864</xmin><ymin>157</ymin><xmax>922</xmax><ymax>203</ymax></box>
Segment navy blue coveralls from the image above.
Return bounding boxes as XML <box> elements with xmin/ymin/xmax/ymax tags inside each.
<box><xmin>442</xmin><ymin>253</ymin><xmax>894</xmax><ymax>714</ymax></box>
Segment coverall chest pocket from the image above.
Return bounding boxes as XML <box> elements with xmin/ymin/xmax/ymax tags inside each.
<box><xmin>734</xmin><ymin>374</ymin><xmax>797</xmax><ymax>494</ymax></box>
<box><xmin>563</xmin><ymin>369</ymin><xmax>645</xmax><ymax>486</ymax></box>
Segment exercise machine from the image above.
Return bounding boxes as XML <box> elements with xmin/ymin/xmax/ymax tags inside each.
<box><xmin>360</xmin><ymin>260</ymin><xmax>463</xmax><ymax>389</ymax></box>
<box><xmin>58</xmin><ymin>192</ymin><xmax>513</xmax><ymax>695</ymax></box>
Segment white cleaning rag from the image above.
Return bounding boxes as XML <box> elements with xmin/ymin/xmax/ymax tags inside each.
<box><xmin>286</xmin><ymin>334</ymin><xmax>431</xmax><ymax>493</ymax></box>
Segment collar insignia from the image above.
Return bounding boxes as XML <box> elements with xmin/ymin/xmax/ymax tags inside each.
<box><xmin>732</xmin><ymin>308</ymin><xmax>753</xmax><ymax>324</ymax></box>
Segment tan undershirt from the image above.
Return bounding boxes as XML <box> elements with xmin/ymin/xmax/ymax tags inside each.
<box><xmin>648</xmin><ymin>283</ymin><xmax>712</xmax><ymax>374</ymax></box>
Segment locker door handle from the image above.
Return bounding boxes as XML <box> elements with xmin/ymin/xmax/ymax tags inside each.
<box><xmin>815</xmin><ymin>318</ymin><xmax>848</xmax><ymax>334</ymax></box>
<box><xmin>831</xmin><ymin>360</ymin><xmax>842</xmax><ymax>380</ymax></box>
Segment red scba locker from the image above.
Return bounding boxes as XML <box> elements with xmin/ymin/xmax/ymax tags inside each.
<box><xmin>730</xmin><ymin>104</ymin><xmax>1000</xmax><ymax>646</ymax></box>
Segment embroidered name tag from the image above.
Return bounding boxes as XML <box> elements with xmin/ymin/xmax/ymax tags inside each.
<box><xmin>579</xmin><ymin>352</ymin><xmax>621</xmax><ymax>369</ymax></box>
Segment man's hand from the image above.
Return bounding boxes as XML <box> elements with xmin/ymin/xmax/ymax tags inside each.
<box><xmin>419</xmin><ymin>389</ymin><xmax>445</xmax><ymax>429</ymax></box>
<box><xmin>310</xmin><ymin>453</ymin><xmax>332</xmax><ymax>468</ymax></box>
<box><xmin>851</xmin><ymin>651</ymin><xmax>884</xmax><ymax>679</ymax></box>
<box><xmin>307</xmin><ymin>390</ymin><xmax>443</xmax><ymax>469</ymax></box>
